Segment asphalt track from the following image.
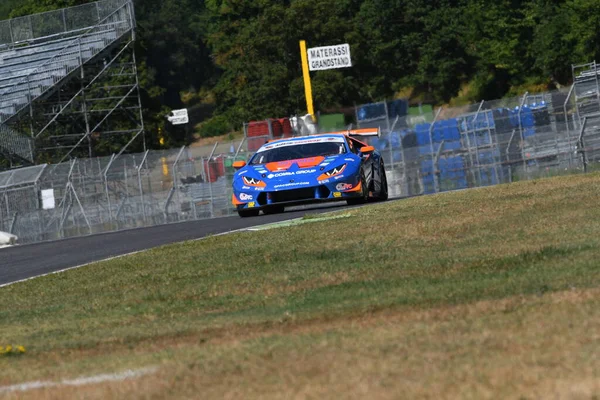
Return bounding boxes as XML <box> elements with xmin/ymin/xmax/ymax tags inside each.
<box><xmin>0</xmin><ymin>201</ymin><xmax>378</xmax><ymax>287</ymax></box>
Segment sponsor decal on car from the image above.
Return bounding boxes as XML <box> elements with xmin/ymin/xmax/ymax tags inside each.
<box><xmin>240</xmin><ymin>193</ymin><xmax>253</xmax><ymax>201</ymax></box>
<box><xmin>258</xmin><ymin>136</ymin><xmax>344</xmax><ymax>152</ymax></box>
<box><xmin>274</xmin><ymin>182</ymin><xmax>311</xmax><ymax>189</ymax></box>
<box><xmin>267</xmin><ymin>169</ymin><xmax>317</xmax><ymax>179</ymax></box>
<box><xmin>268</xmin><ymin>172</ymin><xmax>292</xmax><ymax>179</ymax></box>
<box><xmin>248</xmin><ymin>202</ymin><xmax>256</xmax><ymax>208</ymax></box>
<box><xmin>333</xmin><ymin>192</ymin><xmax>342</xmax><ymax>198</ymax></box>
<box><xmin>242</xmin><ymin>186</ymin><xmax>251</xmax><ymax>190</ymax></box>
<box><xmin>336</xmin><ymin>183</ymin><xmax>353</xmax><ymax>191</ymax></box>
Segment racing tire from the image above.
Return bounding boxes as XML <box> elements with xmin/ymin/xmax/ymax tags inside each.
<box><xmin>346</xmin><ymin>171</ymin><xmax>369</xmax><ymax>206</ymax></box>
<box><xmin>374</xmin><ymin>162</ymin><xmax>389</xmax><ymax>201</ymax></box>
<box><xmin>238</xmin><ymin>208</ymin><xmax>260</xmax><ymax>218</ymax></box>
<box><xmin>263</xmin><ymin>205</ymin><xmax>285</xmax><ymax>215</ymax></box>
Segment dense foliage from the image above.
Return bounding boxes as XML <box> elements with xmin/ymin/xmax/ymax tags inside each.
<box><xmin>2</xmin><ymin>0</ymin><xmax>600</xmax><ymax>143</ymax></box>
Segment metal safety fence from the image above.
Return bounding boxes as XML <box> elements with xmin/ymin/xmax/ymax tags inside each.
<box><xmin>0</xmin><ymin>142</ymin><xmax>246</xmax><ymax>244</ymax></box>
<box><xmin>2</xmin><ymin>85</ymin><xmax>599</xmax><ymax>245</ymax></box>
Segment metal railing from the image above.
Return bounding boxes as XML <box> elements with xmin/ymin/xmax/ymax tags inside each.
<box><xmin>0</xmin><ymin>0</ymin><xmax>129</xmax><ymax>48</ymax></box>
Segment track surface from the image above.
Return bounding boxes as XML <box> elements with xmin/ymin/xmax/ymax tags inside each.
<box><xmin>0</xmin><ymin>202</ymin><xmax>374</xmax><ymax>286</ymax></box>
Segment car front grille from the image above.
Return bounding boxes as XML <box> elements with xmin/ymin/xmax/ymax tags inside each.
<box><xmin>271</xmin><ymin>187</ymin><xmax>315</xmax><ymax>203</ymax></box>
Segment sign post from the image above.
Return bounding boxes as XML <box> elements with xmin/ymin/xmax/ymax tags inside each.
<box><xmin>299</xmin><ymin>40</ymin><xmax>315</xmax><ymax>122</ymax></box>
<box><xmin>299</xmin><ymin>42</ymin><xmax>353</xmax><ymax>122</ymax></box>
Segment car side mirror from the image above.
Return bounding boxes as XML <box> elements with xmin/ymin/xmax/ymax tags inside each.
<box><xmin>233</xmin><ymin>161</ymin><xmax>246</xmax><ymax>170</ymax></box>
<box><xmin>360</xmin><ymin>146</ymin><xmax>375</xmax><ymax>155</ymax></box>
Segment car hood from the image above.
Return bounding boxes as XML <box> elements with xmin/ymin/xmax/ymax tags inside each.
<box><xmin>235</xmin><ymin>155</ymin><xmax>358</xmax><ymax>183</ymax></box>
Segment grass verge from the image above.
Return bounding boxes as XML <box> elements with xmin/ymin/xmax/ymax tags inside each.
<box><xmin>1</xmin><ymin>173</ymin><xmax>600</xmax><ymax>398</ymax></box>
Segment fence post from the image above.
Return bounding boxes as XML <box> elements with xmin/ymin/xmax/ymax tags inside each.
<box><xmin>163</xmin><ymin>187</ymin><xmax>175</xmax><ymax>222</ymax></box>
<box><xmin>485</xmin><ymin>110</ymin><xmax>500</xmax><ymax>184</ymax></box>
<box><xmin>9</xmin><ymin>212</ymin><xmax>18</xmax><ymax>234</ymax></box>
<box><xmin>428</xmin><ymin>108</ymin><xmax>442</xmax><ymax>158</ymax></box>
<box><xmin>388</xmin><ymin>116</ymin><xmax>400</xmax><ymax>171</ymax></box>
<box><xmin>172</xmin><ymin>146</ymin><xmax>186</xmax><ymax>221</ymax></box>
<box><xmin>563</xmin><ymin>84</ymin><xmax>576</xmax><ymax>168</ymax></box>
<box><xmin>505</xmin><ymin>129</ymin><xmax>517</xmax><ymax>183</ymax></box>
<box><xmin>137</xmin><ymin>150</ymin><xmax>149</xmax><ymax>221</ymax></box>
<box><xmin>517</xmin><ymin>92</ymin><xmax>529</xmax><ymax>175</ymax></box>
<box><xmin>234</xmin><ymin>137</ymin><xmax>246</xmax><ymax>159</ymax></box>
<box><xmin>563</xmin><ymin>84</ymin><xmax>574</xmax><ymax>133</ymax></box>
<box><xmin>578</xmin><ymin>117</ymin><xmax>588</xmax><ymax>173</ymax></box>
<box><xmin>427</xmin><ymin>108</ymin><xmax>442</xmax><ymax>194</ymax></box>
<box><xmin>434</xmin><ymin>141</ymin><xmax>445</xmax><ymax>193</ymax></box>
<box><xmin>384</xmin><ymin>99</ymin><xmax>391</xmax><ymax>133</ymax></box>
<box><xmin>103</xmin><ymin>154</ymin><xmax>116</xmax><ymax>223</ymax></box>
<box><xmin>594</xmin><ymin>62</ymin><xmax>600</xmax><ymax>113</ymax></box>
<box><xmin>207</xmin><ymin>142</ymin><xmax>219</xmax><ymax>218</ymax></box>
<box><xmin>470</xmin><ymin>101</ymin><xmax>486</xmax><ymax>186</ymax></box>
<box><xmin>70</xmin><ymin>181</ymin><xmax>92</xmax><ymax>234</ymax></box>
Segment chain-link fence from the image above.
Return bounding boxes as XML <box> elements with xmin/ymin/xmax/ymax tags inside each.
<box><xmin>2</xmin><ymin>85</ymin><xmax>599</xmax><ymax>244</ymax></box>
<box><xmin>0</xmin><ymin>142</ymin><xmax>248</xmax><ymax>244</ymax></box>
<box><xmin>351</xmin><ymin>87</ymin><xmax>593</xmax><ymax>197</ymax></box>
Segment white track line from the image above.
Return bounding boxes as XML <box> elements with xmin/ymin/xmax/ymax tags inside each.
<box><xmin>0</xmin><ymin>367</ymin><xmax>158</xmax><ymax>394</ymax></box>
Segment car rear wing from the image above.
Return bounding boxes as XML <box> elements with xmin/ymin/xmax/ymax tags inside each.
<box><xmin>328</xmin><ymin>127</ymin><xmax>381</xmax><ymax>138</ymax></box>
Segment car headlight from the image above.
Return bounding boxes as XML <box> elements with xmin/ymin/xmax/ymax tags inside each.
<box><xmin>242</xmin><ymin>176</ymin><xmax>266</xmax><ymax>187</ymax></box>
<box><xmin>318</xmin><ymin>164</ymin><xmax>346</xmax><ymax>181</ymax></box>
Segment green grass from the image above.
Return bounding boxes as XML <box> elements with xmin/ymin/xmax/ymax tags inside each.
<box><xmin>2</xmin><ymin>173</ymin><xmax>600</xmax><ymax>398</ymax></box>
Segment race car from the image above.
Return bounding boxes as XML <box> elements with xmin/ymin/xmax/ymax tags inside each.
<box><xmin>231</xmin><ymin>129</ymin><xmax>388</xmax><ymax>217</ymax></box>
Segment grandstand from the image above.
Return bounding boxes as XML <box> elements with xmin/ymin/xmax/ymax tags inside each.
<box><xmin>0</xmin><ymin>0</ymin><xmax>144</xmax><ymax>168</ymax></box>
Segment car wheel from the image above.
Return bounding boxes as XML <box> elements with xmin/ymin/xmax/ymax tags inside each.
<box><xmin>375</xmin><ymin>162</ymin><xmax>389</xmax><ymax>201</ymax></box>
<box><xmin>238</xmin><ymin>208</ymin><xmax>260</xmax><ymax>218</ymax></box>
<box><xmin>263</xmin><ymin>205</ymin><xmax>285</xmax><ymax>215</ymax></box>
<box><xmin>346</xmin><ymin>170</ymin><xmax>368</xmax><ymax>205</ymax></box>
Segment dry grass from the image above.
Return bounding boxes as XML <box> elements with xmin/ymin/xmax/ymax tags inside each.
<box><xmin>4</xmin><ymin>287</ymin><xmax>600</xmax><ymax>399</ymax></box>
<box><xmin>2</xmin><ymin>173</ymin><xmax>600</xmax><ymax>398</ymax></box>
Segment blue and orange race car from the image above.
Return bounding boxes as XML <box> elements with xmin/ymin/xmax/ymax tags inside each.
<box><xmin>231</xmin><ymin>129</ymin><xmax>388</xmax><ymax>217</ymax></box>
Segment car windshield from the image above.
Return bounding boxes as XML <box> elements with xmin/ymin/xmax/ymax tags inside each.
<box><xmin>250</xmin><ymin>142</ymin><xmax>346</xmax><ymax>165</ymax></box>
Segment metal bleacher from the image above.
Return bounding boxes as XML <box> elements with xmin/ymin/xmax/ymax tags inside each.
<box><xmin>0</xmin><ymin>0</ymin><xmax>143</xmax><ymax>166</ymax></box>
